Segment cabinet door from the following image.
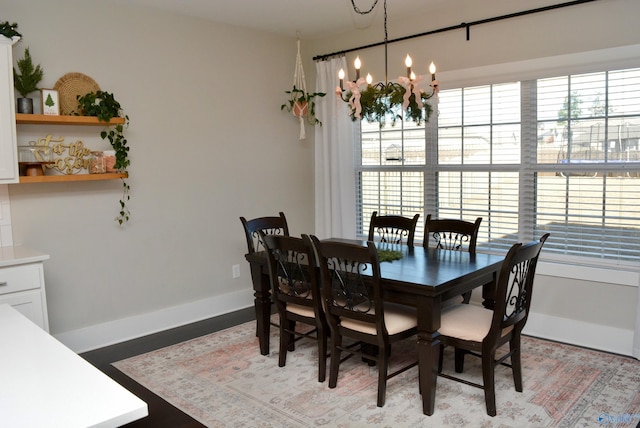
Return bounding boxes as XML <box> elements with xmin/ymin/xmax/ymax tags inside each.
<box><xmin>0</xmin><ymin>37</ymin><xmax>18</xmax><ymax>183</ymax></box>
<box><xmin>0</xmin><ymin>289</ymin><xmax>47</xmax><ymax>331</ymax></box>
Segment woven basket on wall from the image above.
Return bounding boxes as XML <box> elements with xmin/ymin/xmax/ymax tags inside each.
<box><xmin>53</xmin><ymin>72</ymin><xmax>100</xmax><ymax>115</ymax></box>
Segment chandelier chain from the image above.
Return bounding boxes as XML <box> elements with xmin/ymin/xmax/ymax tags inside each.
<box><xmin>350</xmin><ymin>0</ymin><xmax>379</xmax><ymax>15</ymax></box>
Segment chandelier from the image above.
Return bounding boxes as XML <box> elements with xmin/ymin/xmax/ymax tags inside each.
<box><xmin>336</xmin><ymin>0</ymin><xmax>438</xmax><ymax>126</ymax></box>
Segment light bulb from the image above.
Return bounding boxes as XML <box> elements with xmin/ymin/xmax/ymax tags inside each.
<box><xmin>405</xmin><ymin>55</ymin><xmax>412</xmax><ymax>68</ymax></box>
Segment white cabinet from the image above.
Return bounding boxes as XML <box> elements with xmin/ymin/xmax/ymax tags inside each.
<box><xmin>0</xmin><ymin>247</ymin><xmax>49</xmax><ymax>331</ymax></box>
<box><xmin>0</xmin><ymin>36</ymin><xmax>19</xmax><ymax>183</ymax></box>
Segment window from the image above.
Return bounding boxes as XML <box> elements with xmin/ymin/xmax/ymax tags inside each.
<box><xmin>355</xmin><ymin>64</ymin><xmax>640</xmax><ymax>267</ymax></box>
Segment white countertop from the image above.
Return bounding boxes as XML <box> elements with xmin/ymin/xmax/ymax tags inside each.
<box><xmin>0</xmin><ymin>246</ymin><xmax>50</xmax><ymax>267</ymax></box>
<box><xmin>0</xmin><ymin>304</ymin><xmax>148</xmax><ymax>427</ymax></box>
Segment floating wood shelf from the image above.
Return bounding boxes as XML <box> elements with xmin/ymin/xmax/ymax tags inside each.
<box><xmin>15</xmin><ymin>114</ymin><xmax>125</xmax><ymax>126</ymax></box>
<box><xmin>19</xmin><ymin>172</ymin><xmax>128</xmax><ymax>184</ymax></box>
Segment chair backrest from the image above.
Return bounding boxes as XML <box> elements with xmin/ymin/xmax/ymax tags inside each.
<box><xmin>367</xmin><ymin>211</ymin><xmax>420</xmax><ymax>247</ymax></box>
<box><xmin>309</xmin><ymin>235</ymin><xmax>386</xmax><ymax>334</ymax></box>
<box><xmin>423</xmin><ymin>214</ymin><xmax>482</xmax><ymax>253</ymax></box>
<box><xmin>489</xmin><ymin>233</ymin><xmax>549</xmax><ymax>338</ymax></box>
<box><xmin>261</xmin><ymin>233</ymin><xmax>322</xmax><ymax>318</ymax></box>
<box><xmin>239</xmin><ymin>212</ymin><xmax>289</xmax><ymax>254</ymax></box>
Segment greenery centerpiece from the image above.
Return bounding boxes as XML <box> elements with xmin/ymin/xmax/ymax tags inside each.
<box><xmin>76</xmin><ymin>91</ymin><xmax>131</xmax><ymax>225</ymax></box>
<box><xmin>13</xmin><ymin>47</ymin><xmax>44</xmax><ymax>114</ymax></box>
<box><xmin>377</xmin><ymin>248</ymin><xmax>403</xmax><ymax>262</ymax></box>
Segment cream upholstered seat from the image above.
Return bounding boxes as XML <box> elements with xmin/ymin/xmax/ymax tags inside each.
<box><xmin>261</xmin><ymin>233</ymin><xmax>328</xmax><ymax>382</ymax></box>
<box><xmin>309</xmin><ymin>235</ymin><xmax>417</xmax><ymax>407</ymax></box>
<box><xmin>437</xmin><ymin>233</ymin><xmax>549</xmax><ymax>416</ymax></box>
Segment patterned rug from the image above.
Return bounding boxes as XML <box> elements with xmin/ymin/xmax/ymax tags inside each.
<box><xmin>113</xmin><ymin>318</ymin><xmax>640</xmax><ymax>427</ymax></box>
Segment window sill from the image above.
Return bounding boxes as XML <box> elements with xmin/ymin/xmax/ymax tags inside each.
<box><xmin>537</xmin><ymin>261</ymin><xmax>639</xmax><ymax>287</ymax></box>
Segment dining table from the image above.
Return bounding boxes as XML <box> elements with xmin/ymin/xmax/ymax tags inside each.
<box><xmin>244</xmin><ymin>238</ymin><xmax>504</xmax><ymax>416</ymax></box>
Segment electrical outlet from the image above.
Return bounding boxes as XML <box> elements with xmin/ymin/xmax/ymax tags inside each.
<box><xmin>232</xmin><ymin>264</ymin><xmax>240</xmax><ymax>278</ymax></box>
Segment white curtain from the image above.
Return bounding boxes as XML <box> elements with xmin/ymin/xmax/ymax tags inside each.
<box><xmin>313</xmin><ymin>57</ymin><xmax>356</xmax><ymax>239</ymax></box>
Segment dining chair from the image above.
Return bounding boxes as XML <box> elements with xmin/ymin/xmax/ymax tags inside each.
<box><xmin>239</xmin><ymin>212</ymin><xmax>289</xmax><ymax>337</ymax></box>
<box><xmin>367</xmin><ymin>211</ymin><xmax>420</xmax><ymax>247</ymax></box>
<box><xmin>261</xmin><ymin>233</ymin><xmax>328</xmax><ymax>382</ymax></box>
<box><xmin>424</xmin><ymin>214</ymin><xmax>482</xmax><ymax>304</ymax></box>
<box><xmin>436</xmin><ymin>233</ymin><xmax>549</xmax><ymax>416</ymax></box>
<box><xmin>424</xmin><ymin>214</ymin><xmax>482</xmax><ymax>253</ymax></box>
<box><xmin>240</xmin><ymin>212</ymin><xmax>289</xmax><ymax>254</ymax></box>
<box><xmin>309</xmin><ymin>235</ymin><xmax>418</xmax><ymax>407</ymax></box>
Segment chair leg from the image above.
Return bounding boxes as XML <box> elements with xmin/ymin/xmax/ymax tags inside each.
<box><xmin>482</xmin><ymin>352</ymin><xmax>497</xmax><ymax>417</ymax></box>
<box><xmin>438</xmin><ymin>343</ymin><xmax>445</xmax><ymax>373</ymax></box>
<box><xmin>287</xmin><ymin>319</ymin><xmax>296</xmax><ymax>352</ymax></box>
<box><xmin>510</xmin><ymin>335</ymin><xmax>523</xmax><ymax>392</ymax></box>
<box><xmin>454</xmin><ymin>348</ymin><xmax>466</xmax><ymax>373</ymax></box>
<box><xmin>377</xmin><ymin>344</ymin><xmax>390</xmax><ymax>407</ymax></box>
<box><xmin>328</xmin><ymin>336</ymin><xmax>342</xmax><ymax>389</ymax></box>
<box><xmin>278</xmin><ymin>319</ymin><xmax>292</xmax><ymax>368</ymax></box>
<box><xmin>317</xmin><ymin>326</ymin><xmax>328</xmax><ymax>383</ymax></box>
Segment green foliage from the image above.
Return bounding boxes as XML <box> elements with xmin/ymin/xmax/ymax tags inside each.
<box><xmin>44</xmin><ymin>93</ymin><xmax>54</xmax><ymax>108</ymax></box>
<box><xmin>281</xmin><ymin>86</ymin><xmax>326</xmax><ymax>126</ymax></box>
<box><xmin>76</xmin><ymin>90</ymin><xmax>122</xmax><ymax>121</ymax></box>
<box><xmin>377</xmin><ymin>249</ymin><xmax>403</xmax><ymax>262</ymax></box>
<box><xmin>13</xmin><ymin>47</ymin><xmax>44</xmax><ymax>98</ymax></box>
<box><xmin>0</xmin><ymin>21</ymin><xmax>21</xmax><ymax>39</ymax></box>
<box><xmin>557</xmin><ymin>91</ymin><xmax>582</xmax><ymax>125</ymax></box>
<box><xmin>77</xmin><ymin>91</ymin><xmax>131</xmax><ymax>225</ymax></box>
<box><xmin>340</xmin><ymin>82</ymin><xmax>434</xmax><ymax>127</ymax></box>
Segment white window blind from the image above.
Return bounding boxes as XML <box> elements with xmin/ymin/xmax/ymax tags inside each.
<box><xmin>534</xmin><ymin>69</ymin><xmax>640</xmax><ymax>263</ymax></box>
<box><xmin>354</xmin><ymin>64</ymin><xmax>640</xmax><ymax>267</ymax></box>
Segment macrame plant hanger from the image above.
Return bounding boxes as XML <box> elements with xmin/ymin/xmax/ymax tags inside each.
<box><xmin>292</xmin><ymin>34</ymin><xmax>308</xmax><ymax>140</ymax></box>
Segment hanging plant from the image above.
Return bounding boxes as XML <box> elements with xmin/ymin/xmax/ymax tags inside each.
<box><xmin>281</xmin><ymin>36</ymin><xmax>325</xmax><ymax>140</ymax></box>
<box><xmin>281</xmin><ymin>86</ymin><xmax>326</xmax><ymax>126</ymax></box>
<box><xmin>76</xmin><ymin>91</ymin><xmax>131</xmax><ymax>225</ymax></box>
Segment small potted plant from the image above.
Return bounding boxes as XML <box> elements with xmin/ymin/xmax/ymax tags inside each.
<box><xmin>281</xmin><ymin>86</ymin><xmax>326</xmax><ymax>126</ymax></box>
<box><xmin>13</xmin><ymin>47</ymin><xmax>44</xmax><ymax>114</ymax></box>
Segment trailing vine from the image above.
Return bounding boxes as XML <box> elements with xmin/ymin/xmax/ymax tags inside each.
<box><xmin>76</xmin><ymin>91</ymin><xmax>131</xmax><ymax>225</ymax></box>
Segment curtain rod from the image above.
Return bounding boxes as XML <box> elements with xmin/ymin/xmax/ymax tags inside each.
<box><xmin>313</xmin><ymin>0</ymin><xmax>600</xmax><ymax>61</ymax></box>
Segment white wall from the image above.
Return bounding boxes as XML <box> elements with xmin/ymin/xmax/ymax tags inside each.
<box><xmin>2</xmin><ymin>0</ymin><xmax>315</xmax><ymax>349</ymax></box>
<box><xmin>308</xmin><ymin>0</ymin><xmax>640</xmax><ymax>356</ymax></box>
<box><xmin>3</xmin><ymin>0</ymin><xmax>639</xmax><ymax>355</ymax></box>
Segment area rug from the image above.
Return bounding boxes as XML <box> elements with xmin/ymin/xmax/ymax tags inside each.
<box><xmin>113</xmin><ymin>318</ymin><xmax>640</xmax><ymax>427</ymax></box>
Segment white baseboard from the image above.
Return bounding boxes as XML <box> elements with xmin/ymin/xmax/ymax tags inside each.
<box><xmin>54</xmin><ymin>288</ymin><xmax>254</xmax><ymax>353</ymax></box>
<box><xmin>54</xmin><ymin>291</ymin><xmax>635</xmax><ymax>358</ymax></box>
<box><xmin>524</xmin><ymin>311</ymin><xmax>635</xmax><ymax>357</ymax></box>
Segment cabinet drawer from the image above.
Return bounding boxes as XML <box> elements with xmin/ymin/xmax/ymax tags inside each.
<box><xmin>0</xmin><ymin>264</ymin><xmax>42</xmax><ymax>295</ymax></box>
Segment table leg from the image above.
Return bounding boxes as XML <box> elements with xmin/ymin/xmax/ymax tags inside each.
<box><xmin>417</xmin><ymin>296</ymin><xmax>441</xmax><ymax>416</ymax></box>
<box><xmin>250</xmin><ymin>263</ymin><xmax>271</xmax><ymax>355</ymax></box>
<box><xmin>481</xmin><ymin>271</ymin><xmax>498</xmax><ymax>310</ymax></box>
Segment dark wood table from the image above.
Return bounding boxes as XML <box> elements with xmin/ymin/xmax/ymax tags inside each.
<box><xmin>245</xmin><ymin>239</ymin><xmax>504</xmax><ymax>416</ymax></box>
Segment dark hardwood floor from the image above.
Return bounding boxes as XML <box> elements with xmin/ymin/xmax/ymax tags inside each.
<box><xmin>80</xmin><ymin>307</ymin><xmax>255</xmax><ymax>427</ymax></box>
